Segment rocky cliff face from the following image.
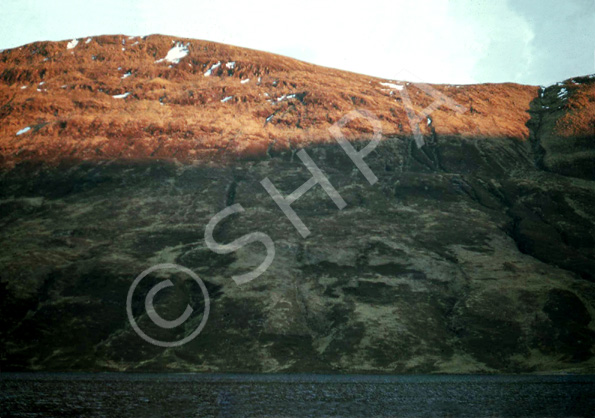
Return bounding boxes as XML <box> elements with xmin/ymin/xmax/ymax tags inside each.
<box><xmin>0</xmin><ymin>35</ymin><xmax>594</xmax><ymax>373</ymax></box>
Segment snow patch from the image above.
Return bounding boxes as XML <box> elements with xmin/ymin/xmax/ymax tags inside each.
<box><xmin>226</xmin><ymin>61</ymin><xmax>236</xmax><ymax>69</ymax></box>
<box><xmin>112</xmin><ymin>92</ymin><xmax>131</xmax><ymax>99</ymax></box>
<box><xmin>241</xmin><ymin>78</ymin><xmax>250</xmax><ymax>84</ymax></box>
<box><xmin>85</xmin><ymin>38</ymin><xmax>92</xmax><ymax>44</ymax></box>
<box><xmin>155</xmin><ymin>42</ymin><xmax>190</xmax><ymax>64</ymax></box>
<box><xmin>21</xmin><ymin>86</ymin><xmax>27</xmax><ymax>89</ymax></box>
<box><xmin>379</xmin><ymin>81</ymin><xmax>404</xmax><ymax>91</ymax></box>
<box><xmin>557</xmin><ymin>88</ymin><xmax>568</xmax><ymax>99</ymax></box>
<box><xmin>221</xmin><ymin>96</ymin><xmax>233</xmax><ymax>103</ymax></box>
<box><xmin>66</xmin><ymin>39</ymin><xmax>79</xmax><ymax>50</ymax></box>
<box><xmin>204</xmin><ymin>61</ymin><xmax>221</xmax><ymax>76</ymax></box>
<box><xmin>122</xmin><ymin>71</ymin><xmax>132</xmax><ymax>79</ymax></box>
<box><xmin>16</xmin><ymin>127</ymin><xmax>31</xmax><ymax>135</ymax></box>
<box><xmin>272</xmin><ymin>93</ymin><xmax>298</xmax><ymax>103</ymax></box>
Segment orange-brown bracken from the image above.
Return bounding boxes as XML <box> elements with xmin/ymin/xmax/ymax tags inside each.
<box><xmin>1</xmin><ymin>34</ymin><xmax>588</xmax><ymax>169</ymax></box>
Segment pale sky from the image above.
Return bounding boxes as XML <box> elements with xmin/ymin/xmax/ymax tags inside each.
<box><xmin>0</xmin><ymin>0</ymin><xmax>593</xmax><ymax>85</ymax></box>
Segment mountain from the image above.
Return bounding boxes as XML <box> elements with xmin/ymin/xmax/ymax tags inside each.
<box><xmin>0</xmin><ymin>34</ymin><xmax>594</xmax><ymax>373</ymax></box>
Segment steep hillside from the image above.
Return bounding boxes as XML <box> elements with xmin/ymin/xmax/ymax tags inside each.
<box><xmin>1</xmin><ymin>34</ymin><xmax>540</xmax><ymax>166</ymax></box>
<box><xmin>0</xmin><ymin>35</ymin><xmax>594</xmax><ymax>373</ymax></box>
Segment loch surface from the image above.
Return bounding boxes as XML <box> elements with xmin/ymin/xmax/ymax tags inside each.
<box><xmin>1</xmin><ymin>373</ymin><xmax>595</xmax><ymax>417</ymax></box>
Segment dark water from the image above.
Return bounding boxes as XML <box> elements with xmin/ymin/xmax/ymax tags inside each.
<box><xmin>1</xmin><ymin>373</ymin><xmax>594</xmax><ymax>417</ymax></box>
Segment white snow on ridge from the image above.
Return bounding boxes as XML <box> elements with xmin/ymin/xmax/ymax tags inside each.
<box><xmin>221</xmin><ymin>96</ymin><xmax>233</xmax><ymax>103</ymax></box>
<box><xmin>112</xmin><ymin>92</ymin><xmax>131</xmax><ymax>99</ymax></box>
<box><xmin>85</xmin><ymin>38</ymin><xmax>92</xmax><ymax>44</ymax></box>
<box><xmin>379</xmin><ymin>82</ymin><xmax>404</xmax><ymax>91</ymax></box>
<box><xmin>16</xmin><ymin>127</ymin><xmax>31</xmax><ymax>135</ymax></box>
<box><xmin>204</xmin><ymin>61</ymin><xmax>221</xmax><ymax>76</ymax></box>
<box><xmin>67</xmin><ymin>39</ymin><xmax>79</xmax><ymax>50</ymax></box>
<box><xmin>557</xmin><ymin>87</ymin><xmax>568</xmax><ymax>99</ymax></box>
<box><xmin>226</xmin><ymin>62</ymin><xmax>236</xmax><ymax>69</ymax></box>
<box><xmin>155</xmin><ymin>42</ymin><xmax>190</xmax><ymax>64</ymax></box>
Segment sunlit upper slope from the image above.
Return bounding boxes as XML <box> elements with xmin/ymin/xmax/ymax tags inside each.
<box><xmin>0</xmin><ymin>34</ymin><xmax>591</xmax><ymax>168</ymax></box>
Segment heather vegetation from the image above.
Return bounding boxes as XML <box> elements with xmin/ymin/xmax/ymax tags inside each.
<box><xmin>0</xmin><ymin>34</ymin><xmax>547</xmax><ymax>168</ymax></box>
